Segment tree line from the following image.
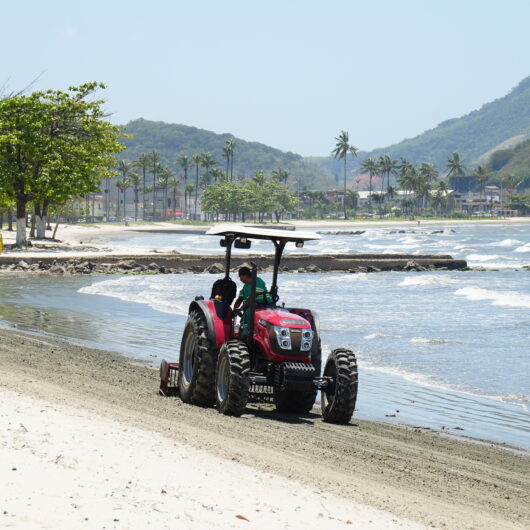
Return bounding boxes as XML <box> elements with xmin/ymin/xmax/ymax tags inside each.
<box><xmin>330</xmin><ymin>129</ymin><xmax>529</xmax><ymax>217</ymax></box>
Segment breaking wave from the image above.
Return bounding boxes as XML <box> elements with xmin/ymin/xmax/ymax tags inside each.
<box><xmin>454</xmin><ymin>286</ymin><xmax>530</xmax><ymax>309</ymax></box>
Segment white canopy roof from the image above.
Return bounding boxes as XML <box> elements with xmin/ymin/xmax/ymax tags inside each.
<box><xmin>206</xmin><ymin>224</ymin><xmax>321</xmax><ymax>242</ymax></box>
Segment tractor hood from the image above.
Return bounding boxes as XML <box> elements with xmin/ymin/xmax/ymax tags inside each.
<box><xmin>256</xmin><ymin>309</ymin><xmax>311</xmax><ymax>329</ymax></box>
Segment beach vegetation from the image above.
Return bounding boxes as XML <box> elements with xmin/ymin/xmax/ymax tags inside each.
<box><xmin>0</xmin><ymin>82</ymin><xmax>124</xmax><ymax>246</ymax></box>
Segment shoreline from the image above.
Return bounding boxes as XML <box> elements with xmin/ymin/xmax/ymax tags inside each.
<box><xmin>0</xmin><ymin>327</ymin><xmax>528</xmax><ymax>529</ymax></box>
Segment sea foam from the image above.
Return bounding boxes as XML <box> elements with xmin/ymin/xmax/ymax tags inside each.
<box><xmin>455</xmin><ymin>286</ymin><xmax>530</xmax><ymax>309</ymax></box>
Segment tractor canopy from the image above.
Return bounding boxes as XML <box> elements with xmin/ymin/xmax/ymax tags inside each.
<box><xmin>205</xmin><ymin>224</ymin><xmax>321</xmax><ymax>295</ymax></box>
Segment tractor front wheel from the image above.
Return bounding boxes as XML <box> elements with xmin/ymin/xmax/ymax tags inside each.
<box><xmin>321</xmin><ymin>348</ymin><xmax>358</xmax><ymax>424</ymax></box>
<box><xmin>215</xmin><ymin>340</ymin><xmax>250</xmax><ymax>416</ymax></box>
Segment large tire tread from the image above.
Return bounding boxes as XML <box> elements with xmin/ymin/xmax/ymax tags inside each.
<box><xmin>178</xmin><ymin>311</ymin><xmax>217</xmax><ymax>406</ymax></box>
<box><xmin>321</xmin><ymin>348</ymin><xmax>358</xmax><ymax>424</ymax></box>
<box><xmin>216</xmin><ymin>340</ymin><xmax>251</xmax><ymax>416</ymax></box>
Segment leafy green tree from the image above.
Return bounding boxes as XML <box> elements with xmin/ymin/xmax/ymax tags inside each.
<box><xmin>0</xmin><ymin>82</ymin><xmax>123</xmax><ymax>245</ymax></box>
<box><xmin>332</xmin><ymin>130</ymin><xmax>358</xmax><ymax>219</ymax></box>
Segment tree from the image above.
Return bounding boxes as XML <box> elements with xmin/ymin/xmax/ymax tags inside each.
<box><xmin>0</xmin><ymin>82</ymin><xmax>124</xmax><ymax>245</ymax></box>
<box><xmin>149</xmin><ymin>151</ymin><xmax>161</xmax><ymax>220</ymax></box>
<box><xmin>177</xmin><ymin>155</ymin><xmax>191</xmax><ymax>218</ymax></box>
<box><xmin>473</xmin><ymin>165</ymin><xmax>488</xmax><ymax>211</ymax></box>
<box><xmin>360</xmin><ymin>157</ymin><xmax>379</xmax><ymax>211</ymax></box>
<box><xmin>378</xmin><ymin>155</ymin><xmax>398</xmax><ymax>193</ymax></box>
<box><xmin>209</xmin><ymin>167</ymin><xmax>226</xmax><ymax>184</ymax></box>
<box><xmin>158</xmin><ymin>166</ymin><xmax>173</xmax><ymax>219</ymax></box>
<box><xmin>332</xmin><ymin>131</ymin><xmax>358</xmax><ymax>219</ymax></box>
<box><xmin>116</xmin><ymin>177</ymin><xmax>131</xmax><ymax>219</ymax></box>
<box><xmin>272</xmin><ymin>168</ymin><xmax>289</xmax><ymax>184</ymax></box>
<box><xmin>129</xmin><ymin>171</ymin><xmax>142</xmax><ymax>221</ymax></box>
<box><xmin>167</xmin><ymin>177</ymin><xmax>180</xmax><ymax>219</ymax></box>
<box><xmin>226</xmin><ymin>138</ymin><xmax>236</xmax><ymax>180</ymax></box>
<box><xmin>200</xmin><ymin>152</ymin><xmax>217</xmax><ymax>185</ymax></box>
<box><xmin>133</xmin><ymin>153</ymin><xmax>150</xmax><ymax>220</ymax></box>
<box><xmin>192</xmin><ymin>153</ymin><xmax>202</xmax><ymax>218</ymax></box>
<box><xmin>345</xmin><ymin>189</ymin><xmax>359</xmax><ymax>210</ymax></box>
<box><xmin>445</xmin><ymin>152</ymin><xmax>466</xmax><ymax>180</ymax></box>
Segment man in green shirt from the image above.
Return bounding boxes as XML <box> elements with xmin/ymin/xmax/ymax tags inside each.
<box><xmin>234</xmin><ymin>267</ymin><xmax>272</xmax><ymax>332</ymax></box>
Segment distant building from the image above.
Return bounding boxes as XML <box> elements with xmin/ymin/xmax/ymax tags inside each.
<box><xmin>448</xmin><ymin>175</ymin><xmax>477</xmax><ymax>194</ymax></box>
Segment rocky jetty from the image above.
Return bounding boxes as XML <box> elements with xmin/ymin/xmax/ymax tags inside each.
<box><xmin>0</xmin><ymin>252</ymin><xmax>468</xmax><ymax>275</ymax></box>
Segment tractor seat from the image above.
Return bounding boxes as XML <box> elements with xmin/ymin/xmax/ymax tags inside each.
<box><xmin>210</xmin><ymin>277</ymin><xmax>237</xmax><ymax>305</ymax></box>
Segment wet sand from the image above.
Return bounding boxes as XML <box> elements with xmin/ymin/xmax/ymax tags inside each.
<box><xmin>0</xmin><ymin>328</ymin><xmax>528</xmax><ymax>528</ymax></box>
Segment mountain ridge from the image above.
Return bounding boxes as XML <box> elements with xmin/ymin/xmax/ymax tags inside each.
<box><xmin>313</xmin><ymin>75</ymin><xmax>530</xmax><ymax>177</ymax></box>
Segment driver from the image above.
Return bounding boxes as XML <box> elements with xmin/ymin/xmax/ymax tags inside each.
<box><xmin>234</xmin><ymin>266</ymin><xmax>271</xmax><ymax>316</ymax></box>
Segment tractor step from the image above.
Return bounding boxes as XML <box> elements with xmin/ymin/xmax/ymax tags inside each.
<box><xmin>159</xmin><ymin>359</ymin><xmax>179</xmax><ymax>396</ymax></box>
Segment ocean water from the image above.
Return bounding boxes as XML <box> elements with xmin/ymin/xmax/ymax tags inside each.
<box><xmin>0</xmin><ymin>224</ymin><xmax>528</xmax><ymax>448</ymax></box>
<box><xmin>106</xmin><ymin>222</ymin><xmax>530</xmax><ymax>270</ymax></box>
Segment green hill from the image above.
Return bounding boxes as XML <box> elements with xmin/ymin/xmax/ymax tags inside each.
<box><xmin>119</xmin><ymin>119</ymin><xmax>333</xmax><ymax>189</ymax></box>
<box><xmin>315</xmin><ymin>76</ymin><xmax>530</xmax><ymax>176</ymax></box>
<box><xmin>487</xmin><ymin>138</ymin><xmax>530</xmax><ymax>181</ymax></box>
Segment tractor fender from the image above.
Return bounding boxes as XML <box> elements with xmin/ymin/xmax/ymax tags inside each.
<box><xmin>189</xmin><ymin>300</ymin><xmax>232</xmax><ymax>349</ymax></box>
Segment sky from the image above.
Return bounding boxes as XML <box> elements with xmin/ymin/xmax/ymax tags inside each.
<box><xmin>2</xmin><ymin>0</ymin><xmax>530</xmax><ymax>156</ymax></box>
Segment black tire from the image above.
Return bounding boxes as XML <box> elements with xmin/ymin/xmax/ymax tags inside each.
<box><xmin>321</xmin><ymin>348</ymin><xmax>358</xmax><ymax>424</ymax></box>
<box><xmin>274</xmin><ymin>335</ymin><xmax>322</xmax><ymax>413</ymax></box>
<box><xmin>178</xmin><ymin>311</ymin><xmax>217</xmax><ymax>406</ymax></box>
<box><xmin>215</xmin><ymin>340</ymin><xmax>250</xmax><ymax>416</ymax></box>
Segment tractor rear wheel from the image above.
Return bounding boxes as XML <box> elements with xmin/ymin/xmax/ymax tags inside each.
<box><xmin>274</xmin><ymin>336</ymin><xmax>322</xmax><ymax>413</ymax></box>
<box><xmin>215</xmin><ymin>340</ymin><xmax>250</xmax><ymax>416</ymax></box>
<box><xmin>178</xmin><ymin>310</ymin><xmax>217</xmax><ymax>406</ymax></box>
<box><xmin>321</xmin><ymin>348</ymin><xmax>358</xmax><ymax>424</ymax></box>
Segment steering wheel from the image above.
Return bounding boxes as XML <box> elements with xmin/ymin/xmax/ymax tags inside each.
<box><xmin>256</xmin><ymin>291</ymin><xmax>279</xmax><ymax>305</ymax></box>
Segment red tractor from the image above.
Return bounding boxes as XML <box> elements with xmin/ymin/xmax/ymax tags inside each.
<box><xmin>159</xmin><ymin>226</ymin><xmax>358</xmax><ymax>424</ymax></box>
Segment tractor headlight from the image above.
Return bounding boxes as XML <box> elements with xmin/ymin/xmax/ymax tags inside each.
<box><xmin>274</xmin><ymin>326</ymin><xmax>291</xmax><ymax>350</ymax></box>
<box><xmin>300</xmin><ymin>329</ymin><xmax>314</xmax><ymax>351</ymax></box>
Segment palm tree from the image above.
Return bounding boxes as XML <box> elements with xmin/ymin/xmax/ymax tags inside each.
<box><xmin>332</xmin><ymin>131</ymin><xmax>358</xmax><ymax>219</ymax></box>
<box><xmin>345</xmin><ymin>189</ymin><xmax>359</xmax><ymax>210</ymax></box>
<box><xmin>177</xmin><ymin>155</ymin><xmax>191</xmax><ymax>219</ymax></box>
<box><xmin>360</xmin><ymin>157</ymin><xmax>379</xmax><ymax>211</ymax></box>
<box><xmin>134</xmin><ymin>153</ymin><xmax>150</xmax><ymax>220</ymax></box>
<box><xmin>473</xmin><ymin>165</ymin><xmax>488</xmax><ymax>212</ymax></box>
<box><xmin>167</xmin><ymin>177</ymin><xmax>180</xmax><ymax>219</ymax></box>
<box><xmin>209</xmin><ymin>167</ymin><xmax>226</xmax><ymax>184</ymax></box>
<box><xmin>378</xmin><ymin>155</ymin><xmax>398</xmax><ymax>193</ymax></box>
<box><xmin>272</xmin><ymin>168</ymin><xmax>289</xmax><ymax>184</ymax></box>
<box><xmin>116</xmin><ymin>177</ymin><xmax>131</xmax><ymax>220</ymax></box>
<box><xmin>200</xmin><ymin>152</ymin><xmax>217</xmax><ymax>186</ymax></box>
<box><xmin>129</xmin><ymin>171</ymin><xmax>142</xmax><ymax>221</ymax></box>
<box><xmin>185</xmin><ymin>183</ymin><xmax>195</xmax><ymax>215</ymax></box>
<box><xmin>158</xmin><ymin>167</ymin><xmax>173</xmax><ymax>220</ymax></box>
<box><xmin>192</xmin><ymin>153</ymin><xmax>202</xmax><ymax>218</ymax></box>
<box><xmin>149</xmin><ymin>151</ymin><xmax>161</xmax><ymax>220</ymax></box>
<box><xmin>445</xmin><ymin>152</ymin><xmax>467</xmax><ymax>185</ymax></box>
<box><xmin>225</xmin><ymin>138</ymin><xmax>236</xmax><ymax>180</ymax></box>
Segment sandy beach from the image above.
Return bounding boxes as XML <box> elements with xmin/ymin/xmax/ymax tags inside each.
<box><xmin>0</xmin><ymin>327</ymin><xmax>528</xmax><ymax>529</ymax></box>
